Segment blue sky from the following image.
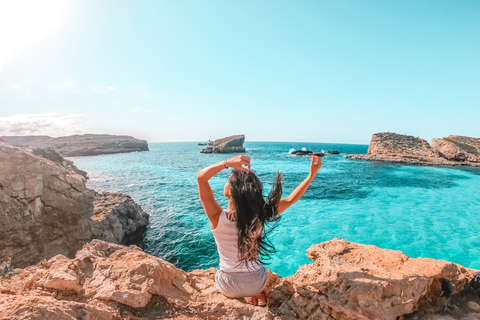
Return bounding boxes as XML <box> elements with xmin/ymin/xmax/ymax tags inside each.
<box><xmin>0</xmin><ymin>0</ymin><xmax>479</xmax><ymax>143</ymax></box>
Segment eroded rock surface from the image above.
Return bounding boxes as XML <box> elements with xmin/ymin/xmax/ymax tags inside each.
<box><xmin>432</xmin><ymin>136</ymin><xmax>480</xmax><ymax>163</ymax></box>
<box><xmin>2</xmin><ymin>134</ymin><xmax>149</xmax><ymax>157</ymax></box>
<box><xmin>1</xmin><ymin>238</ymin><xmax>479</xmax><ymax>320</ymax></box>
<box><xmin>0</xmin><ymin>142</ymin><xmax>148</xmax><ymax>268</ymax></box>
<box><xmin>92</xmin><ymin>192</ymin><xmax>149</xmax><ymax>246</ymax></box>
<box><xmin>201</xmin><ymin>135</ymin><xmax>246</xmax><ymax>154</ymax></box>
<box><xmin>346</xmin><ymin>132</ymin><xmax>480</xmax><ymax>167</ymax></box>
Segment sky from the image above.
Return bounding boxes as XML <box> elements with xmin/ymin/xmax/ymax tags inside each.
<box><xmin>0</xmin><ymin>0</ymin><xmax>479</xmax><ymax>144</ymax></box>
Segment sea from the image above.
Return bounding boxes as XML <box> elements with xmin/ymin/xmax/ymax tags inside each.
<box><xmin>70</xmin><ymin>142</ymin><xmax>480</xmax><ymax>277</ymax></box>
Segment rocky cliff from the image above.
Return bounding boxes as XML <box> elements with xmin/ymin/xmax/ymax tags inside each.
<box><xmin>346</xmin><ymin>132</ymin><xmax>480</xmax><ymax>167</ymax></box>
<box><xmin>1</xmin><ymin>238</ymin><xmax>479</xmax><ymax>320</ymax></box>
<box><xmin>201</xmin><ymin>135</ymin><xmax>246</xmax><ymax>153</ymax></box>
<box><xmin>0</xmin><ymin>141</ymin><xmax>149</xmax><ymax>269</ymax></box>
<box><xmin>432</xmin><ymin>135</ymin><xmax>480</xmax><ymax>163</ymax></box>
<box><xmin>2</xmin><ymin>134</ymin><xmax>149</xmax><ymax>157</ymax></box>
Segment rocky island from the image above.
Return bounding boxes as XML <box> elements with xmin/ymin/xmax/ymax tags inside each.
<box><xmin>0</xmin><ymin>141</ymin><xmax>149</xmax><ymax>268</ymax></box>
<box><xmin>346</xmin><ymin>132</ymin><xmax>480</xmax><ymax>168</ymax></box>
<box><xmin>201</xmin><ymin>135</ymin><xmax>246</xmax><ymax>153</ymax></box>
<box><xmin>1</xmin><ymin>134</ymin><xmax>149</xmax><ymax>157</ymax></box>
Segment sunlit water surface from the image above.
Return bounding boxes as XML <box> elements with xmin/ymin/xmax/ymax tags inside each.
<box><xmin>71</xmin><ymin>142</ymin><xmax>480</xmax><ymax>277</ymax></box>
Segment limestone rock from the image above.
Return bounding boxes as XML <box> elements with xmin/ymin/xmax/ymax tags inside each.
<box><xmin>1</xmin><ymin>238</ymin><xmax>480</xmax><ymax>320</ymax></box>
<box><xmin>91</xmin><ymin>192</ymin><xmax>149</xmax><ymax>245</ymax></box>
<box><xmin>346</xmin><ymin>132</ymin><xmax>480</xmax><ymax>168</ymax></box>
<box><xmin>2</xmin><ymin>134</ymin><xmax>149</xmax><ymax>157</ymax></box>
<box><xmin>0</xmin><ymin>141</ymin><xmax>148</xmax><ymax>269</ymax></box>
<box><xmin>432</xmin><ymin>135</ymin><xmax>480</xmax><ymax>163</ymax></box>
<box><xmin>201</xmin><ymin>135</ymin><xmax>246</xmax><ymax>154</ymax></box>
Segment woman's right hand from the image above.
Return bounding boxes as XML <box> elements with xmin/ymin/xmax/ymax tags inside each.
<box><xmin>310</xmin><ymin>155</ymin><xmax>322</xmax><ymax>176</ymax></box>
<box><xmin>226</xmin><ymin>155</ymin><xmax>250</xmax><ymax>173</ymax></box>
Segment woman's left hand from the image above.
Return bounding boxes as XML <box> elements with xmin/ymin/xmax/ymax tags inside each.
<box><xmin>226</xmin><ymin>155</ymin><xmax>250</xmax><ymax>173</ymax></box>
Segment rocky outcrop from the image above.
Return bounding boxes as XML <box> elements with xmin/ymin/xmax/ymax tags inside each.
<box><xmin>201</xmin><ymin>135</ymin><xmax>246</xmax><ymax>153</ymax></box>
<box><xmin>31</xmin><ymin>147</ymin><xmax>88</xmax><ymax>178</ymax></box>
<box><xmin>432</xmin><ymin>135</ymin><xmax>480</xmax><ymax>163</ymax></box>
<box><xmin>1</xmin><ymin>238</ymin><xmax>479</xmax><ymax>320</ymax></box>
<box><xmin>346</xmin><ymin>132</ymin><xmax>480</xmax><ymax>167</ymax></box>
<box><xmin>0</xmin><ymin>141</ymin><xmax>148</xmax><ymax>269</ymax></box>
<box><xmin>2</xmin><ymin>134</ymin><xmax>149</xmax><ymax>157</ymax></box>
<box><xmin>91</xmin><ymin>192</ymin><xmax>149</xmax><ymax>246</ymax></box>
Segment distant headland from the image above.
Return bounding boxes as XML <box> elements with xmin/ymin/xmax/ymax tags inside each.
<box><xmin>1</xmin><ymin>134</ymin><xmax>149</xmax><ymax>157</ymax></box>
<box><xmin>346</xmin><ymin>132</ymin><xmax>480</xmax><ymax>168</ymax></box>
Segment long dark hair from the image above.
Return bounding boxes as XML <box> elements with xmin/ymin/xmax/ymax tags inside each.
<box><xmin>228</xmin><ymin>169</ymin><xmax>283</xmax><ymax>268</ymax></box>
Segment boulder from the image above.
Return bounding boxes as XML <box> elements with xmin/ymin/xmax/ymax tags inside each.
<box><xmin>1</xmin><ymin>238</ymin><xmax>479</xmax><ymax>320</ymax></box>
<box><xmin>2</xmin><ymin>134</ymin><xmax>149</xmax><ymax>157</ymax></box>
<box><xmin>91</xmin><ymin>192</ymin><xmax>149</xmax><ymax>245</ymax></box>
<box><xmin>200</xmin><ymin>135</ymin><xmax>245</xmax><ymax>154</ymax></box>
<box><xmin>432</xmin><ymin>135</ymin><xmax>480</xmax><ymax>163</ymax></box>
<box><xmin>0</xmin><ymin>141</ymin><xmax>148</xmax><ymax>269</ymax></box>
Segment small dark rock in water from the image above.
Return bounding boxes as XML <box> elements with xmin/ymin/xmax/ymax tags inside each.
<box><xmin>292</xmin><ymin>150</ymin><xmax>313</xmax><ymax>156</ymax></box>
<box><xmin>289</xmin><ymin>148</ymin><xmax>324</xmax><ymax>156</ymax></box>
<box><xmin>312</xmin><ymin>152</ymin><xmax>325</xmax><ymax>157</ymax></box>
<box><xmin>198</xmin><ymin>142</ymin><xmax>207</xmax><ymax>146</ymax></box>
<box><xmin>326</xmin><ymin>150</ymin><xmax>340</xmax><ymax>154</ymax></box>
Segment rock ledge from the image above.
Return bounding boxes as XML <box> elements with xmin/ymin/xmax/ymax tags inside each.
<box><xmin>1</xmin><ymin>238</ymin><xmax>479</xmax><ymax>320</ymax></box>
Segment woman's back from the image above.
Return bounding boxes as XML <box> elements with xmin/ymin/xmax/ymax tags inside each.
<box><xmin>211</xmin><ymin>210</ymin><xmax>262</xmax><ymax>272</ymax></box>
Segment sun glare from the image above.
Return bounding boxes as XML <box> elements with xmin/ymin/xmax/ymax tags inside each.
<box><xmin>0</xmin><ymin>0</ymin><xmax>67</xmax><ymax>71</ymax></box>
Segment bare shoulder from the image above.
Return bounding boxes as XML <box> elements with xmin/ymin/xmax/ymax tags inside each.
<box><xmin>208</xmin><ymin>208</ymin><xmax>224</xmax><ymax>230</ymax></box>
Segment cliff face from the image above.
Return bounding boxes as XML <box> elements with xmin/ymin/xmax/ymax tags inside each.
<box><xmin>432</xmin><ymin>135</ymin><xmax>480</xmax><ymax>163</ymax></box>
<box><xmin>2</xmin><ymin>134</ymin><xmax>149</xmax><ymax>157</ymax></box>
<box><xmin>346</xmin><ymin>132</ymin><xmax>480</xmax><ymax>167</ymax></box>
<box><xmin>1</xmin><ymin>238</ymin><xmax>479</xmax><ymax>320</ymax></box>
<box><xmin>201</xmin><ymin>135</ymin><xmax>246</xmax><ymax>153</ymax></box>
<box><xmin>0</xmin><ymin>141</ymin><xmax>148</xmax><ymax>268</ymax></box>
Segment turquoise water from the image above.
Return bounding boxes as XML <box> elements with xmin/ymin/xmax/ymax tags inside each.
<box><xmin>70</xmin><ymin>142</ymin><xmax>480</xmax><ymax>277</ymax></box>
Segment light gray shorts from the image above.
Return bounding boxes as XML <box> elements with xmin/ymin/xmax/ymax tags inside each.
<box><xmin>215</xmin><ymin>267</ymin><xmax>268</xmax><ymax>298</ymax></box>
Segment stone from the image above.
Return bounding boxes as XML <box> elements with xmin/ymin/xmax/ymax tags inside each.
<box><xmin>201</xmin><ymin>135</ymin><xmax>246</xmax><ymax>153</ymax></box>
<box><xmin>467</xmin><ymin>301</ymin><xmax>480</xmax><ymax>313</ymax></box>
<box><xmin>432</xmin><ymin>135</ymin><xmax>480</xmax><ymax>163</ymax></box>
<box><xmin>1</xmin><ymin>238</ymin><xmax>479</xmax><ymax>320</ymax></box>
<box><xmin>91</xmin><ymin>192</ymin><xmax>149</xmax><ymax>245</ymax></box>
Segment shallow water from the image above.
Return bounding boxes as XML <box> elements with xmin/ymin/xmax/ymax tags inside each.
<box><xmin>71</xmin><ymin>142</ymin><xmax>480</xmax><ymax>277</ymax></box>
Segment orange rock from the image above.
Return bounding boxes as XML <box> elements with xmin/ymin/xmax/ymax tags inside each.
<box><xmin>1</xmin><ymin>238</ymin><xmax>479</xmax><ymax>320</ymax></box>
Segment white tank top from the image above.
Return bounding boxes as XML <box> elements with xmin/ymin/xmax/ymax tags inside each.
<box><xmin>211</xmin><ymin>210</ymin><xmax>263</xmax><ymax>272</ymax></box>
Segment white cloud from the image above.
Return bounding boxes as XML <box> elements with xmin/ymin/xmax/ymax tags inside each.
<box><xmin>129</xmin><ymin>107</ymin><xmax>141</xmax><ymax>113</ymax></box>
<box><xmin>133</xmin><ymin>84</ymin><xmax>151</xmax><ymax>100</ymax></box>
<box><xmin>0</xmin><ymin>113</ymin><xmax>87</xmax><ymax>137</ymax></box>
<box><xmin>51</xmin><ymin>78</ymin><xmax>77</xmax><ymax>93</ymax></box>
<box><xmin>12</xmin><ymin>84</ymin><xmax>21</xmax><ymax>90</ymax></box>
<box><xmin>92</xmin><ymin>85</ymin><xmax>117</xmax><ymax>93</ymax></box>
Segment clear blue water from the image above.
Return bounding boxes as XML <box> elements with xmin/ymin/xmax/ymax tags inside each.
<box><xmin>70</xmin><ymin>142</ymin><xmax>480</xmax><ymax>277</ymax></box>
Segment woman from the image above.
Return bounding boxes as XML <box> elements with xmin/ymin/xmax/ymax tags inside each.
<box><xmin>197</xmin><ymin>154</ymin><xmax>321</xmax><ymax>306</ymax></box>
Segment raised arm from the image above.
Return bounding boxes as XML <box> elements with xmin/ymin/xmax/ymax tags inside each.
<box><xmin>197</xmin><ymin>155</ymin><xmax>250</xmax><ymax>220</ymax></box>
<box><xmin>277</xmin><ymin>155</ymin><xmax>321</xmax><ymax>214</ymax></box>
